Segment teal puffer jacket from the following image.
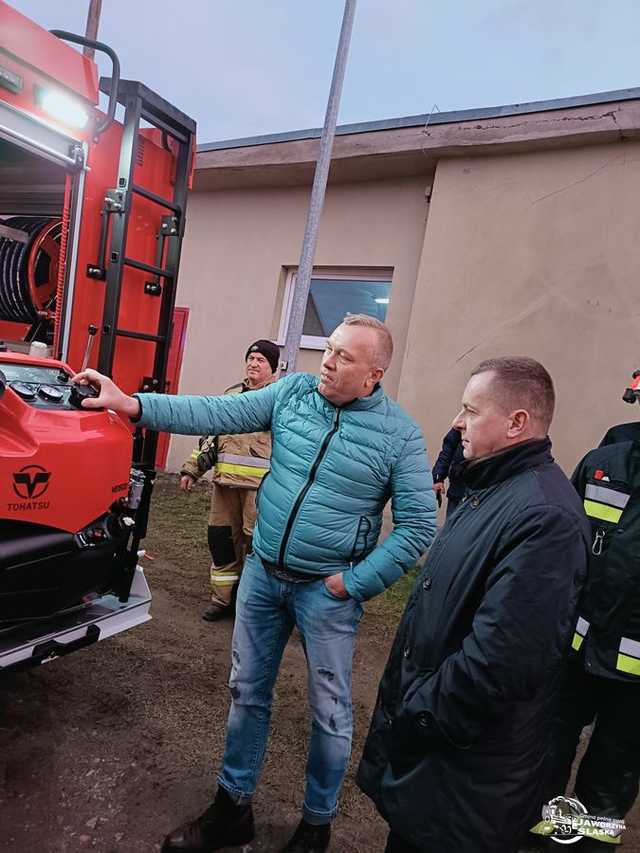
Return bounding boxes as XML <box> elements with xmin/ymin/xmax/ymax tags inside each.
<box><xmin>137</xmin><ymin>373</ymin><xmax>437</xmax><ymax>601</ymax></box>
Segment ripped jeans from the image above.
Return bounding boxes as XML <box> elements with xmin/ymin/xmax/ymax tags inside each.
<box><xmin>217</xmin><ymin>552</ymin><xmax>364</xmax><ymax>824</ymax></box>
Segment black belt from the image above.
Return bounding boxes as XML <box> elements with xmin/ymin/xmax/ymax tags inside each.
<box><xmin>261</xmin><ymin>557</ymin><xmax>316</xmax><ymax>584</ymax></box>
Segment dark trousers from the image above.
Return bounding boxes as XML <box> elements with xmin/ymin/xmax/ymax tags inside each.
<box><xmin>445</xmin><ymin>496</ymin><xmax>460</xmax><ymax>518</ymax></box>
<box><xmin>384</xmin><ymin>830</ymin><xmax>423</xmax><ymax>853</ymax></box>
<box><xmin>545</xmin><ymin>660</ymin><xmax>640</xmax><ymax>826</ymax></box>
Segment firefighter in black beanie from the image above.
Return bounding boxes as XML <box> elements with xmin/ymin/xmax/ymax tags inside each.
<box><xmin>179</xmin><ymin>340</ymin><xmax>279</xmax><ymax>620</ymax></box>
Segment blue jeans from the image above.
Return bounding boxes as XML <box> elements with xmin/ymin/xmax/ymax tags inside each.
<box><xmin>217</xmin><ymin>552</ymin><xmax>364</xmax><ymax>824</ymax></box>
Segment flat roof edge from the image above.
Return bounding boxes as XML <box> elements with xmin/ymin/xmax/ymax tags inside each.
<box><xmin>197</xmin><ymin>86</ymin><xmax>640</xmax><ymax>154</ymax></box>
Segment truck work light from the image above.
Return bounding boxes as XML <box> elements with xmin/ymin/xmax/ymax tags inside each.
<box><xmin>37</xmin><ymin>87</ymin><xmax>89</xmax><ymax>129</ymax></box>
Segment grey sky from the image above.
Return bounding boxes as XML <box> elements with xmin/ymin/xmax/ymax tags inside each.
<box><xmin>9</xmin><ymin>1</ymin><xmax>640</xmax><ymax>145</ymax></box>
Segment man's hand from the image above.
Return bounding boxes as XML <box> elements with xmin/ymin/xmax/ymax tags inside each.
<box><xmin>71</xmin><ymin>368</ymin><xmax>140</xmax><ymax>417</ymax></box>
<box><xmin>433</xmin><ymin>481</ymin><xmax>446</xmax><ymax>508</ymax></box>
<box><xmin>325</xmin><ymin>572</ymin><xmax>349</xmax><ymax>599</ymax></box>
<box><xmin>180</xmin><ymin>475</ymin><xmax>195</xmax><ymax>492</ymax></box>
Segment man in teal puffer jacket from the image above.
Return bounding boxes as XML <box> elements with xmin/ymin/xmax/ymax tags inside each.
<box><xmin>74</xmin><ymin>314</ymin><xmax>437</xmax><ymax>853</ymax></box>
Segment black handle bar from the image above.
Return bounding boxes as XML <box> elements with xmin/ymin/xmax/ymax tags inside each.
<box><xmin>50</xmin><ymin>30</ymin><xmax>121</xmax><ymax>137</ymax></box>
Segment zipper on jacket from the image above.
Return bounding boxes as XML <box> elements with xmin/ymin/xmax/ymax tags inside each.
<box><xmin>349</xmin><ymin>515</ymin><xmax>372</xmax><ymax>563</ymax></box>
<box><xmin>278</xmin><ymin>409</ymin><xmax>342</xmax><ymax>567</ymax></box>
<box><xmin>592</xmin><ymin>528</ymin><xmax>605</xmax><ymax>556</ymax></box>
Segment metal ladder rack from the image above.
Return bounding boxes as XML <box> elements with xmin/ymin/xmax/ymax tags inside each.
<box><xmin>93</xmin><ymin>77</ymin><xmax>196</xmax><ymax>438</ymax></box>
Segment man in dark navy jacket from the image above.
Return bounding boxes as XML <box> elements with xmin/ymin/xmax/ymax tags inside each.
<box><xmin>431</xmin><ymin>427</ymin><xmax>465</xmax><ymax>516</ymax></box>
<box><xmin>357</xmin><ymin>356</ymin><xmax>590</xmax><ymax>853</ymax></box>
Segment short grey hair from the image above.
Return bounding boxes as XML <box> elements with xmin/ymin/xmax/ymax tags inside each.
<box><xmin>342</xmin><ymin>314</ymin><xmax>394</xmax><ymax>370</ymax></box>
<box><xmin>471</xmin><ymin>356</ymin><xmax>555</xmax><ymax>431</ymax></box>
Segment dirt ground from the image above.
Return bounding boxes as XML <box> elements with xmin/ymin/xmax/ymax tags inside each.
<box><xmin>1</xmin><ymin>475</ymin><xmax>639</xmax><ymax>853</ymax></box>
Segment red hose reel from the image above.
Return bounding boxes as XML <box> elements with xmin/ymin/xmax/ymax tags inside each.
<box><xmin>0</xmin><ymin>216</ymin><xmax>62</xmax><ymax>323</ymax></box>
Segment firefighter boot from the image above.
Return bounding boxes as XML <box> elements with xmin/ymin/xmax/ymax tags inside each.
<box><xmin>161</xmin><ymin>786</ymin><xmax>255</xmax><ymax>852</ymax></box>
<box><xmin>202</xmin><ymin>604</ymin><xmax>233</xmax><ymax>622</ymax></box>
<box><xmin>280</xmin><ymin>819</ymin><xmax>331</xmax><ymax>853</ymax></box>
<box><xmin>203</xmin><ymin>580</ymin><xmax>238</xmax><ymax>622</ymax></box>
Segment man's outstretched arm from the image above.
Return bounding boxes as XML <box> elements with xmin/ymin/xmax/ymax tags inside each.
<box><xmin>72</xmin><ymin>368</ymin><xmax>280</xmax><ymax>436</ymax></box>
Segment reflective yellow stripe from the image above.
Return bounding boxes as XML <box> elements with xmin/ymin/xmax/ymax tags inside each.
<box><xmin>218</xmin><ymin>452</ymin><xmax>270</xmax><ymax>470</ymax></box>
<box><xmin>617</xmin><ymin>653</ymin><xmax>640</xmax><ymax>676</ymax></box>
<box><xmin>583</xmin><ymin>499</ymin><xmax>623</xmax><ymax>523</ymax></box>
<box><xmin>572</xmin><ymin>633</ymin><xmax>584</xmax><ymax>651</ymax></box>
<box><xmin>216</xmin><ymin>462</ymin><xmax>268</xmax><ymax>478</ymax></box>
<box><xmin>616</xmin><ymin>637</ymin><xmax>640</xmax><ymax>676</ymax></box>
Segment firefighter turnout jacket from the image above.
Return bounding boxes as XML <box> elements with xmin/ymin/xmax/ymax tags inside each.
<box><xmin>180</xmin><ymin>380</ymin><xmax>273</xmax><ymax>490</ymax></box>
<box><xmin>571</xmin><ymin>438</ymin><xmax>640</xmax><ymax>681</ymax></box>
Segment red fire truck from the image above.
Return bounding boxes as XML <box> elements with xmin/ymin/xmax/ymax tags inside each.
<box><xmin>0</xmin><ymin>1</ymin><xmax>196</xmax><ymax>670</ymax></box>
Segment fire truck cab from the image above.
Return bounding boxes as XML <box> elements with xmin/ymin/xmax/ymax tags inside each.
<box><xmin>0</xmin><ymin>1</ymin><xmax>196</xmax><ymax>670</ymax></box>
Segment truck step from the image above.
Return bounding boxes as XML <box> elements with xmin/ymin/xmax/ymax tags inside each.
<box><xmin>0</xmin><ymin>566</ymin><xmax>151</xmax><ymax>671</ymax></box>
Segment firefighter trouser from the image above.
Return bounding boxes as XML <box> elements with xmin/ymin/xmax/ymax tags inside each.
<box><xmin>544</xmin><ymin>659</ymin><xmax>640</xmax><ymax>835</ymax></box>
<box><xmin>207</xmin><ymin>483</ymin><xmax>257</xmax><ymax>611</ymax></box>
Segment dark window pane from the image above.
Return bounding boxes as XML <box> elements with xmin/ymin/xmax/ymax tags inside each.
<box><xmin>302</xmin><ymin>279</ymin><xmax>391</xmax><ymax>337</ymax></box>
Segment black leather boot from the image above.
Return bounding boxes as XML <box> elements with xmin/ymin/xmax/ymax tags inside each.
<box><xmin>161</xmin><ymin>786</ymin><xmax>255</xmax><ymax>852</ymax></box>
<box><xmin>280</xmin><ymin>819</ymin><xmax>331</xmax><ymax>853</ymax></box>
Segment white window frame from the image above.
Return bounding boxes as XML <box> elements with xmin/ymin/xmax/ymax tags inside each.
<box><xmin>277</xmin><ymin>266</ymin><xmax>394</xmax><ymax>350</ymax></box>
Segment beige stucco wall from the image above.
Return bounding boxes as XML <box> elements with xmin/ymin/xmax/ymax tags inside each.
<box><xmin>398</xmin><ymin>140</ymin><xmax>640</xmax><ymax>476</ymax></box>
<box><xmin>166</xmin><ymin>175</ymin><xmax>430</xmax><ymax>470</ymax></box>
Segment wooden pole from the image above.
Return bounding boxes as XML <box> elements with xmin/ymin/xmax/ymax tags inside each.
<box><xmin>83</xmin><ymin>0</ymin><xmax>103</xmax><ymax>59</ymax></box>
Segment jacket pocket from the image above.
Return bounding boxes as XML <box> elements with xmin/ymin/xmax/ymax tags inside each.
<box><xmin>350</xmin><ymin>516</ymin><xmax>372</xmax><ymax>563</ymax></box>
<box><xmin>584</xmin><ymin>526</ymin><xmax>629</xmax><ymax>633</ymax></box>
<box><xmin>321</xmin><ymin>580</ymin><xmax>352</xmax><ymax>603</ymax></box>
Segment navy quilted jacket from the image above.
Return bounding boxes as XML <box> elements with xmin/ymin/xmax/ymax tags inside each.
<box><xmin>137</xmin><ymin>373</ymin><xmax>437</xmax><ymax>601</ymax></box>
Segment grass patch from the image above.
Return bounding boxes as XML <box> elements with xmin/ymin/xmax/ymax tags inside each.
<box><xmin>144</xmin><ymin>473</ymin><xmax>212</xmax><ymax>597</ymax></box>
<box><xmin>366</xmin><ymin>566</ymin><xmax>419</xmax><ymax>627</ymax></box>
<box><xmin>147</xmin><ymin>473</ymin><xmax>211</xmax><ymax>562</ymax></box>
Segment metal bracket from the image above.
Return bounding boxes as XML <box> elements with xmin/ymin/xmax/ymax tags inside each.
<box><xmin>160</xmin><ymin>215</ymin><xmax>178</xmax><ymax>236</ymax></box>
<box><xmin>139</xmin><ymin>376</ymin><xmax>162</xmax><ymax>393</ymax></box>
<box><xmin>142</xmin><ymin>215</ymin><xmax>177</xmax><ymax>296</ymax></box>
<box><xmin>68</xmin><ymin>143</ymin><xmax>86</xmax><ymax>171</ymax></box>
<box><xmin>105</xmin><ymin>189</ymin><xmax>125</xmax><ymax>212</ymax></box>
<box><xmin>144</xmin><ymin>281</ymin><xmax>162</xmax><ymax>296</ymax></box>
<box><xmin>87</xmin><ymin>190</ymin><xmax>126</xmax><ymax>280</ymax></box>
<box><xmin>86</xmin><ymin>263</ymin><xmax>105</xmax><ymax>280</ymax></box>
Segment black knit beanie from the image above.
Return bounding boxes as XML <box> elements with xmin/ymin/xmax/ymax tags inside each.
<box><xmin>245</xmin><ymin>339</ymin><xmax>280</xmax><ymax>374</ymax></box>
